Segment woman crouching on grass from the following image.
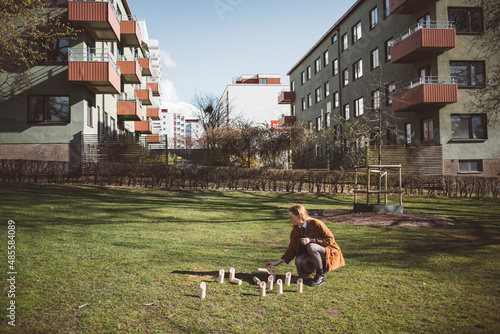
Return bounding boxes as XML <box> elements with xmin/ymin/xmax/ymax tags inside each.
<box><xmin>266</xmin><ymin>204</ymin><xmax>345</xmax><ymax>286</ymax></box>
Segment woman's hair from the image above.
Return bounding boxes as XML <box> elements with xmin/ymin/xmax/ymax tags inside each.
<box><xmin>289</xmin><ymin>204</ymin><xmax>310</xmax><ymax>222</ymax></box>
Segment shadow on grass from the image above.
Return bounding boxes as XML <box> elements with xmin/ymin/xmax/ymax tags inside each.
<box><xmin>172</xmin><ymin>270</ymin><xmax>304</xmax><ymax>286</ymax></box>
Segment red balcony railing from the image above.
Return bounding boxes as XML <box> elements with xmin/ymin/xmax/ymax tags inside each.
<box><xmin>278</xmin><ymin>90</ymin><xmax>296</xmax><ymax>104</ymax></box>
<box><xmin>135</xmin><ymin>87</ymin><xmax>153</xmax><ymax>106</ymax></box>
<box><xmin>146</xmin><ymin>108</ymin><xmax>161</xmax><ymax>120</ymax></box>
<box><xmin>135</xmin><ymin>121</ymin><xmax>152</xmax><ymax>134</ymax></box>
<box><xmin>117</xmin><ymin>58</ymin><xmax>142</xmax><ymax>84</ymax></box>
<box><xmin>146</xmin><ymin>134</ymin><xmax>161</xmax><ymax>143</ymax></box>
<box><xmin>391</xmin><ymin>22</ymin><xmax>456</xmax><ymax>63</ymax></box>
<box><xmin>120</xmin><ymin>18</ymin><xmax>142</xmax><ymax>47</ymax></box>
<box><xmin>68</xmin><ymin>48</ymin><xmax>121</xmax><ymax>94</ymax></box>
<box><xmin>146</xmin><ymin>82</ymin><xmax>161</xmax><ymax>96</ymax></box>
<box><xmin>68</xmin><ymin>0</ymin><xmax>120</xmax><ymax>42</ymax></box>
<box><xmin>277</xmin><ymin>115</ymin><xmax>296</xmax><ymax>127</ymax></box>
<box><xmin>392</xmin><ymin>77</ymin><xmax>458</xmax><ymax>112</ymax></box>
<box><xmin>117</xmin><ymin>95</ymin><xmax>142</xmax><ymax>120</ymax></box>
<box><xmin>137</xmin><ymin>57</ymin><xmax>152</xmax><ymax>77</ymax></box>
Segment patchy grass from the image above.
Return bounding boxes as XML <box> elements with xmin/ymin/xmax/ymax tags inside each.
<box><xmin>0</xmin><ymin>183</ymin><xmax>499</xmax><ymax>333</ymax></box>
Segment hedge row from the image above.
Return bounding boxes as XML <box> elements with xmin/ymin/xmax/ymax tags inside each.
<box><xmin>1</xmin><ymin>160</ymin><xmax>499</xmax><ymax>198</ymax></box>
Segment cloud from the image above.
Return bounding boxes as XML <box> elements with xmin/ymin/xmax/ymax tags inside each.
<box><xmin>160</xmin><ymin>51</ymin><xmax>177</xmax><ymax>69</ymax></box>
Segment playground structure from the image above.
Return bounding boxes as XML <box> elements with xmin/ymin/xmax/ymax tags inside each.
<box><xmin>354</xmin><ymin>165</ymin><xmax>403</xmax><ymax>213</ymax></box>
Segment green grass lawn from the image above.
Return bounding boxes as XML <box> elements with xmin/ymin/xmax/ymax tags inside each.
<box><xmin>0</xmin><ymin>183</ymin><xmax>499</xmax><ymax>333</ymax></box>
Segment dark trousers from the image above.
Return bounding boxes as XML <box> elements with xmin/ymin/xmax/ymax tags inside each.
<box><xmin>295</xmin><ymin>243</ymin><xmax>326</xmax><ymax>278</ymax></box>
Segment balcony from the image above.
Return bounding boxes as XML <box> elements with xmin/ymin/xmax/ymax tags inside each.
<box><xmin>135</xmin><ymin>87</ymin><xmax>153</xmax><ymax>106</ymax></box>
<box><xmin>392</xmin><ymin>77</ymin><xmax>458</xmax><ymax>112</ymax></box>
<box><xmin>277</xmin><ymin>115</ymin><xmax>296</xmax><ymax>128</ymax></box>
<box><xmin>68</xmin><ymin>48</ymin><xmax>121</xmax><ymax>94</ymax></box>
<box><xmin>146</xmin><ymin>82</ymin><xmax>161</xmax><ymax>96</ymax></box>
<box><xmin>147</xmin><ymin>108</ymin><xmax>161</xmax><ymax>120</ymax></box>
<box><xmin>389</xmin><ymin>0</ymin><xmax>436</xmax><ymax>15</ymax></box>
<box><xmin>117</xmin><ymin>57</ymin><xmax>142</xmax><ymax>84</ymax></box>
<box><xmin>135</xmin><ymin>121</ymin><xmax>152</xmax><ymax>134</ymax></box>
<box><xmin>68</xmin><ymin>0</ymin><xmax>120</xmax><ymax>42</ymax></box>
<box><xmin>391</xmin><ymin>22</ymin><xmax>456</xmax><ymax>63</ymax></box>
<box><xmin>117</xmin><ymin>94</ymin><xmax>142</xmax><ymax>120</ymax></box>
<box><xmin>120</xmin><ymin>17</ymin><xmax>142</xmax><ymax>47</ymax></box>
<box><xmin>278</xmin><ymin>90</ymin><xmax>296</xmax><ymax>104</ymax></box>
<box><xmin>137</xmin><ymin>57</ymin><xmax>152</xmax><ymax>77</ymax></box>
<box><xmin>147</xmin><ymin>134</ymin><xmax>161</xmax><ymax>143</ymax></box>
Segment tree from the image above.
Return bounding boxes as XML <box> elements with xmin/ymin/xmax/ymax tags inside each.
<box><xmin>467</xmin><ymin>0</ymin><xmax>500</xmax><ymax>125</ymax></box>
<box><xmin>0</xmin><ymin>0</ymin><xmax>77</xmax><ymax>99</ymax></box>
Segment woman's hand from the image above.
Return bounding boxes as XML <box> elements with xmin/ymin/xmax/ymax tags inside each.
<box><xmin>301</xmin><ymin>237</ymin><xmax>312</xmax><ymax>245</ymax></box>
<box><xmin>266</xmin><ymin>259</ymin><xmax>284</xmax><ymax>268</ymax></box>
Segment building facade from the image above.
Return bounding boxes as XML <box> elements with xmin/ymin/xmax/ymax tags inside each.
<box><xmin>0</xmin><ymin>0</ymin><xmax>161</xmax><ymax>172</ymax></box>
<box><xmin>217</xmin><ymin>74</ymin><xmax>290</xmax><ymax>125</ymax></box>
<box><xmin>279</xmin><ymin>0</ymin><xmax>499</xmax><ymax>176</ymax></box>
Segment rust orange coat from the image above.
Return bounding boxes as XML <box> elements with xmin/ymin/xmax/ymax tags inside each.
<box><xmin>281</xmin><ymin>218</ymin><xmax>345</xmax><ymax>273</ymax></box>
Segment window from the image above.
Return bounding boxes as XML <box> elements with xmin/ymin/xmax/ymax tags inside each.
<box><xmin>43</xmin><ymin>38</ymin><xmax>70</xmax><ymax>62</ymax></box>
<box><xmin>421</xmin><ymin>117</ymin><xmax>434</xmax><ymax>142</ymax></box>
<box><xmin>315</xmin><ymin>57</ymin><xmax>322</xmax><ymax>73</ymax></box>
<box><xmin>372</xmin><ymin>90</ymin><xmax>380</xmax><ymax>110</ymax></box>
<box><xmin>387</xmin><ymin>128</ymin><xmax>397</xmax><ymax>145</ymax></box>
<box><xmin>28</xmin><ymin>95</ymin><xmax>70</xmax><ymax>123</ymax></box>
<box><xmin>316</xmin><ymin>145</ymin><xmax>324</xmax><ymax>159</ymax></box>
<box><xmin>333</xmin><ymin>124</ymin><xmax>340</xmax><ymax>141</ymax></box>
<box><xmin>261</xmin><ymin>78</ymin><xmax>267</xmax><ymax>84</ymax></box>
<box><xmin>353</xmin><ymin>59</ymin><xmax>363</xmax><ymax>80</ymax></box>
<box><xmin>384</xmin><ymin>0</ymin><xmax>390</xmax><ymax>18</ymax></box>
<box><xmin>352</xmin><ymin>21</ymin><xmax>362</xmax><ymax>43</ymax></box>
<box><xmin>332</xmin><ymin>59</ymin><xmax>339</xmax><ymax>76</ymax></box>
<box><xmin>343</xmin><ymin>69</ymin><xmax>349</xmax><ymax>86</ymax></box>
<box><xmin>448</xmin><ymin>7</ymin><xmax>483</xmax><ymax>33</ymax></box>
<box><xmin>324</xmin><ymin>50</ymin><xmax>329</xmax><ymax>67</ymax></box>
<box><xmin>331</xmin><ymin>34</ymin><xmax>337</xmax><ymax>44</ymax></box>
<box><xmin>315</xmin><ymin>87</ymin><xmax>322</xmax><ymax>103</ymax></box>
<box><xmin>307</xmin><ymin>94</ymin><xmax>312</xmax><ymax>107</ymax></box>
<box><xmin>343</xmin><ymin>103</ymin><xmax>350</xmax><ymax>120</ymax></box>
<box><xmin>354</xmin><ymin>97</ymin><xmax>364</xmax><ymax>117</ymax></box>
<box><xmin>459</xmin><ymin>160</ymin><xmax>483</xmax><ymax>173</ymax></box>
<box><xmin>325</xmin><ymin>113</ymin><xmax>330</xmax><ymax>128</ymax></box>
<box><xmin>291</xmin><ymin>80</ymin><xmax>295</xmax><ymax>92</ymax></box>
<box><xmin>405</xmin><ymin>122</ymin><xmax>412</xmax><ymax>145</ymax></box>
<box><xmin>450</xmin><ymin>61</ymin><xmax>485</xmax><ymax>87</ymax></box>
<box><xmin>371</xmin><ymin>48</ymin><xmax>379</xmax><ymax>70</ymax></box>
<box><xmin>307</xmin><ymin>66</ymin><xmax>312</xmax><ymax>80</ymax></box>
<box><xmin>386</xmin><ymin>83</ymin><xmax>395</xmax><ymax>105</ymax></box>
<box><xmin>342</xmin><ymin>33</ymin><xmax>348</xmax><ymax>51</ymax></box>
<box><xmin>418</xmin><ymin>13</ymin><xmax>431</xmax><ymax>27</ymax></box>
<box><xmin>370</xmin><ymin>7</ymin><xmax>378</xmax><ymax>29</ymax></box>
<box><xmin>316</xmin><ymin>116</ymin><xmax>322</xmax><ymax>132</ymax></box>
<box><xmin>302</xmin><ymin>98</ymin><xmax>306</xmax><ymax>111</ymax></box>
<box><xmin>385</xmin><ymin>38</ymin><xmax>393</xmax><ymax>62</ymax></box>
<box><xmin>110</xmin><ymin>117</ymin><xmax>116</xmax><ymax>135</ymax></box>
<box><xmin>301</xmin><ymin>71</ymin><xmax>306</xmax><ymax>85</ymax></box>
<box><xmin>333</xmin><ymin>91</ymin><xmax>339</xmax><ymax>108</ymax></box>
<box><xmin>451</xmin><ymin>114</ymin><xmax>486</xmax><ymax>139</ymax></box>
<box><xmin>324</xmin><ymin>82</ymin><xmax>330</xmax><ymax>98</ymax></box>
<box><xmin>87</xmin><ymin>100</ymin><xmax>93</xmax><ymax>127</ymax></box>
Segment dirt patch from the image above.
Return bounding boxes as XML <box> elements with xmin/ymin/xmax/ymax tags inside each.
<box><xmin>310</xmin><ymin>210</ymin><xmax>457</xmax><ymax>228</ymax></box>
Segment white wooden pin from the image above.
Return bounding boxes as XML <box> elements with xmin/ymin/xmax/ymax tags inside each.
<box><xmin>277</xmin><ymin>279</ymin><xmax>283</xmax><ymax>294</ymax></box>
<box><xmin>200</xmin><ymin>282</ymin><xmax>206</xmax><ymax>299</ymax></box>
<box><xmin>260</xmin><ymin>281</ymin><xmax>267</xmax><ymax>297</ymax></box>
<box><xmin>285</xmin><ymin>272</ymin><xmax>292</xmax><ymax>286</ymax></box>
<box><xmin>267</xmin><ymin>275</ymin><xmax>274</xmax><ymax>290</ymax></box>
<box><xmin>229</xmin><ymin>267</ymin><xmax>235</xmax><ymax>281</ymax></box>
<box><xmin>218</xmin><ymin>269</ymin><xmax>225</xmax><ymax>284</ymax></box>
<box><xmin>297</xmin><ymin>278</ymin><xmax>303</xmax><ymax>293</ymax></box>
<box><xmin>253</xmin><ymin>276</ymin><xmax>261</xmax><ymax>285</ymax></box>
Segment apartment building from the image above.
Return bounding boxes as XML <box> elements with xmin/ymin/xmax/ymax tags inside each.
<box><xmin>0</xmin><ymin>0</ymin><xmax>161</xmax><ymax>172</ymax></box>
<box><xmin>279</xmin><ymin>0</ymin><xmax>499</xmax><ymax>176</ymax></box>
<box><xmin>217</xmin><ymin>74</ymin><xmax>290</xmax><ymax>125</ymax></box>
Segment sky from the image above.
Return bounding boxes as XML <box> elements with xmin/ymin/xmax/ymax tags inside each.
<box><xmin>127</xmin><ymin>0</ymin><xmax>358</xmax><ymax>120</ymax></box>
